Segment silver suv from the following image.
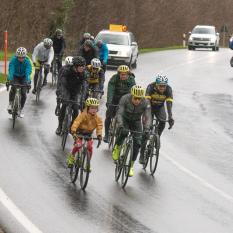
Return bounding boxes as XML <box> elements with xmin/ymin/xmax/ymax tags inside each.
<box><xmin>95</xmin><ymin>30</ymin><xmax>139</xmax><ymax>68</ymax></box>
<box><xmin>188</xmin><ymin>25</ymin><xmax>220</xmax><ymax>51</ymax></box>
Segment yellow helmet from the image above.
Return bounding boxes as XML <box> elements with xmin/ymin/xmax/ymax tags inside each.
<box><xmin>131</xmin><ymin>85</ymin><xmax>145</xmax><ymax>98</ymax></box>
<box><xmin>85</xmin><ymin>98</ymin><xmax>99</xmax><ymax>107</ymax></box>
<box><xmin>117</xmin><ymin>65</ymin><xmax>129</xmax><ymax>73</ymax></box>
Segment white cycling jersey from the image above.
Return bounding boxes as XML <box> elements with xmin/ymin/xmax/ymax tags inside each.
<box><xmin>32</xmin><ymin>42</ymin><xmax>54</xmax><ymax>65</ymax></box>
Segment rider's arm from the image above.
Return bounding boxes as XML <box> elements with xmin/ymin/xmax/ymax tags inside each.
<box><xmin>96</xmin><ymin>115</ymin><xmax>103</xmax><ymax>137</ymax></box>
<box><xmin>25</xmin><ymin>58</ymin><xmax>32</xmax><ymax>83</ymax></box>
<box><xmin>32</xmin><ymin>43</ymin><xmax>40</xmax><ymax>63</ymax></box>
<box><xmin>71</xmin><ymin>112</ymin><xmax>85</xmax><ymax>134</ymax></box>
<box><xmin>116</xmin><ymin>95</ymin><xmax>126</xmax><ymax>126</ymax></box>
<box><xmin>107</xmin><ymin>75</ymin><xmax>116</xmax><ymax>103</ymax></box>
<box><xmin>142</xmin><ymin>99</ymin><xmax>152</xmax><ymax>130</ymax></box>
<box><xmin>166</xmin><ymin>86</ymin><xmax>173</xmax><ymax>119</ymax></box>
<box><xmin>8</xmin><ymin>57</ymin><xmax>16</xmax><ymax>81</ymax></box>
<box><xmin>99</xmin><ymin>69</ymin><xmax>105</xmax><ymax>89</ymax></box>
<box><xmin>102</xmin><ymin>44</ymin><xmax>108</xmax><ymax>64</ymax></box>
<box><xmin>47</xmin><ymin>47</ymin><xmax>54</xmax><ymax>66</ymax></box>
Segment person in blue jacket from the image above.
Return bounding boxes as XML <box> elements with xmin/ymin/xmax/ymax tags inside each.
<box><xmin>96</xmin><ymin>40</ymin><xmax>108</xmax><ymax>73</ymax></box>
<box><xmin>7</xmin><ymin>47</ymin><xmax>32</xmax><ymax>118</ymax></box>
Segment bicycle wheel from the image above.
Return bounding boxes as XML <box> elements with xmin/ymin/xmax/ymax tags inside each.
<box><xmin>36</xmin><ymin>70</ymin><xmax>43</xmax><ymax>102</ymax></box>
<box><xmin>149</xmin><ymin>134</ymin><xmax>160</xmax><ymax>175</ymax></box>
<box><xmin>108</xmin><ymin>119</ymin><xmax>117</xmax><ymax>150</ymax></box>
<box><xmin>61</xmin><ymin>115</ymin><xmax>70</xmax><ymax>151</ymax></box>
<box><xmin>70</xmin><ymin>152</ymin><xmax>81</xmax><ymax>183</ymax></box>
<box><xmin>80</xmin><ymin>148</ymin><xmax>90</xmax><ymax>190</ymax></box>
<box><xmin>143</xmin><ymin>139</ymin><xmax>151</xmax><ymax>170</ymax></box>
<box><xmin>114</xmin><ymin>144</ymin><xmax>125</xmax><ymax>182</ymax></box>
<box><xmin>121</xmin><ymin>142</ymin><xmax>133</xmax><ymax>188</ymax></box>
<box><xmin>12</xmin><ymin>95</ymin><xmax>18</xmax><ymax>129</ymax></box>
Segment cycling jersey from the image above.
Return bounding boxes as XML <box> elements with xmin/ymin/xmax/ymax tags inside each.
<box><xmin>146</xmin><ymin>83</ymin><xmax>173</xmax><ymax>107</ymax></box>
<box><xmin>86</xmin><ymin>65</ymin><xmax>104</xmax><ymax>85</ymax></box>
<box><xmin>8</xmin><ymin>56</ymin><xmax>32</xmax><ymax>82</ymax></box>
<box><xmin>71</xmin><ymin>108</ymin><xmax>103</xmax><ymax>136</ymax></box>
<box><xmin>51</xmin><ymin>36</ymin><xmax>66</xmax><ymax>55</ymax></box>
<box><xmin>32</xmin><ymin>42</ymin><xmax>54</xmax><ymax>66</ymax></box>
<box><xmin>107</xmin><ymin>73</ymin><xmax>136</xmax><ymax>104</ymax></box>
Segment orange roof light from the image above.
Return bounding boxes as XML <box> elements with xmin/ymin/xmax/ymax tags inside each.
<box><xmin>109</xmin><ymin>24</ymin><xmax>127</xmax><ymax>32</ymax></box>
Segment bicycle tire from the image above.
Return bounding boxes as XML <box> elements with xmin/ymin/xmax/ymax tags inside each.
<box><xmin>121</xmin><ymin>142</ymin><xmax>133</xmax><ymax>188</ymax></box>
<box><xmin>143</xmin><ymin>139</ymin><xmax>151</xmax><ymax>169</ymax></box>
<box><xmin>70</xmin><ymin>152</ymin><xmax>81</xmax><ymax>183</ymax></box>
<box><xmin>80</xmin><ymin>148</ymin><xmax>90</xmax><ymax>190</ymax></box>
<box><xmin>149</xmin><ymin>134</ymin><xmax>160</xmax><ymax>175</ymax></box>
<box><xmin>36</xmin><ymin>70</ymin><xmax>43</xmax><ymax>102</ymax></box>
<box><xmin>114</xmin><ymin>144</ymin><xmax>125</xmax><ymax>182</ymax></box>
<box><xmin>108</xmin><ymin>119</ymin><xmax>117</xmax><ymax>150</ymax></box>
<box><xmin>12</xmin><ymin>95</ymin><xmax>19</xmax><ymax>129</ymax></box>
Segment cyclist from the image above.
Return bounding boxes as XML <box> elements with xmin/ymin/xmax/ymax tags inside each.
<box><xmin>112</xmin><ymin>85</ymin><xmax>151</xmax><ymax>177</ymax></box>
<box><xmin>51</xmin><ymin>29</ymin><xmax>66</xmax><ymax>72</ymax></box>
<box><xmin>55</xmin><ymin>56</ymin><xmax>88</xmax><ymax>135</ymax></box>
<box><xmin>79</xmin><ymin>39</ymin><xmax>98</xmax><ymax>65</ymax></box>
<box><xmin>103</xmin><ymin>65</ymin><xmax>136</xmax><ymax>143</ymax></box>
<box><xmin>7</xmin><ymin>47</ymin><xmax>32</xmax><ymax>118</ymax></box>
<box><xmin>139</xmin><ymin>74</ymin><xmax>174</xmax><ymax>163</ymax></box>
<box><xmin>79</xmin><ymin>32</ymin><xmax>91</xmax><ymax>49</ymax></box>
<box><xmin>32</xmin><ymin>38</ymin><xmax>54</xmax><ymax>93</ymax></box>
<box><xmin>95</xmin><ymin>40</ymin><xmax>108</xmax><ymax>73</ymax></box>
<box><xmin>86</xmin><ymin>58</ymin><xmax>105</xmax><ymax>98</ymax></box>
<box><xmin>67</xmin><ymin>97</ymin><xmax>103</xmax><ymax>168</ymax></box>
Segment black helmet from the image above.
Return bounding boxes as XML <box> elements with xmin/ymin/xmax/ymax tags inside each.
<box><xmin>72</xmin><ymin>56</ymin><xmax>86</xmax><ymax>66</ymax></box>
<box><xmin>84</xmin><ymin>39</ymin><xmax>93</xmax><ymax>48</ymax></box>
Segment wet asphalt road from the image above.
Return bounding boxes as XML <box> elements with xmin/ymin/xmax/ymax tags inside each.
<box><xmin>0</xmin><ymin>48</ymin><xmax>233</xmax><ymax>233</ymax></box>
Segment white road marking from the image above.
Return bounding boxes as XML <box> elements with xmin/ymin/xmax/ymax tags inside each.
<box><xmin>164</xmin><ymin>154</ymin><xmax>233</xmax><ymax>203</ymax></box>
<box><xmin>0</xmin><ymin>188</ymin><xmax>43</xmax><ymax>233</ymax></box>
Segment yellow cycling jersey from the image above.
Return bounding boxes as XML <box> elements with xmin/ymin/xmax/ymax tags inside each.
<box><xmin>87</xmin><ymin>65</ymin><xmax>102</xmax><ymax>84</ymax></box>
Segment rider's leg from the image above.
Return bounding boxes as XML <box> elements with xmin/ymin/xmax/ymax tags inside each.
<box><xmin>154</xmin><ymin>107</ymin><xmax>166</xmax><ymax>136</ymax></box>
<box><xmin>58</xmin><ymin>56</ymin><xmax>62</xmax><ymax>71</ymax></box>
<box><xmin>8</xmin><ymin>77</ymin><xmax>18</xmax><ymax>112</ymax></box>
<box><xmin>104</xmin><ymin>105</ymin><xmax>116</xmax><ymax>142</ymax></box>
<box><xmin>33</xmin><ymin>69</ymin><xmax>40</xmax><ymax>93</ymax></box>
<box><xmin>43</xmin><ymin>65</ymin><xmax>50</xmax><ymax>85</ymax></box>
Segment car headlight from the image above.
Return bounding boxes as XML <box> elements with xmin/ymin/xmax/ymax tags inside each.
<box><xmin>210</xmin><ymin>38</ymin><xmax>216</xmax><ymax>42</ymax></box>
<box><xmin>189</xmin><ymin>37</ymin><xmax>193</xmax><ymax>41</ymax></box>
<box><xmin>118</xmin><ymin>51</ymin><xmax>131</xmax><ymax>57</ymax></box>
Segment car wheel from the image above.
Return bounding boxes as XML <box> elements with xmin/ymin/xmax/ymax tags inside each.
<box><xmin>216</xmin><ymin>46</ymin><xmax>219</xmax><ymax>51</ymax></box>
<box><xmin>188</xmin><ymin>46</ymin><xmax>193</xmax><ymax>50</ymax></box>
<box><xmin>131</xmin><ymin>57</ymin><xmax>137</xmax><ymax>69</ymax></box>
<box><xmin>212</xmin><ymin>46</ymin><xmax>216</xmax><ymax>51</ymax></box>
<box><xmin>127</xmin><ymin>56</ymin><xmax>133</xmax><ymax>69</ymax></box>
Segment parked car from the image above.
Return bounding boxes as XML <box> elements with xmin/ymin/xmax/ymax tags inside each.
<box><xmin>95</xmin><ymin>29</ymin><xmax>138</xmax><ymax>68</ymax></box>
<box><xmin>188</xmin><ymin>25</ymin><xmax>220</xmax><ymax>51</ymax></box>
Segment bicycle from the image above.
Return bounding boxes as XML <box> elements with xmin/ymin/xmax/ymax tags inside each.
<box><xmin>51</xmin><ymin>55</ymin><xmax>60</xmax><ymax>87</ymax></box>
<box><xmin>114</xmin><ymin>129</ymin><xmax>141</xmax><ymax>188</ymax></box>
<box><xmin>60</xmin><ymin>98</ymin><xmax>80</xmax><ymax>151</ymax></box>
<box><xmin>87</xmin><ymin>87</ymin><xmax>104</xmax><ymax>100</ymax></box>
<box><xmin>107</xmin><ymin>104</ymin><xmax>119</xmax><ymax>150</ymax></box>
<box><xmin>69</xmin><ymin>134</ymin><xmax>101</xmax><ymax>190</ymax></box>
<box><xmin>6</xmin><ymin>82</ymin><xmax>30</xmax><ymax>129</ymax></box>
<box><xmin>35</xmin><ymin>62</ymin><xmax>46</xmax><ymax>103</ymax></box>
<box><xmin>142</xmin><ymin>118</ymin><xmax>168</xmax><ymax>176</ymax></box>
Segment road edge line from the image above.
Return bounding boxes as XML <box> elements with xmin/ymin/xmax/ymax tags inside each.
<box><xmin>0</xmin><ymin>188</ymin><xmax>43</xmax><ymax>233</ymax></box>
<box><xmin>163</xmin><ymin>154</ymin><xmax>233</xmax><ymax>203</ymax></box>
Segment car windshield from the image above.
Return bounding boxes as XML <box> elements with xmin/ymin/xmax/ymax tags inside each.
<box><xmin>95</xmin><ymin>33</ymin><xmax>129</xmax><ymax>45</ymax></box>
<box><xmin>192</xmin><ymin>27</ymin><xmax>215</xmax><ymax>34</ymax></box>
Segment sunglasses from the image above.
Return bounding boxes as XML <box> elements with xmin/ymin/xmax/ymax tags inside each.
<box><xmin>156</xmin><ymin>85</ymin><xmax>166</xmax><ymax>88</ymax></box>
<box><xmin>133</xmin><ymin>97</ymin><xmax>143</xmax><ymax>101</ymax></box>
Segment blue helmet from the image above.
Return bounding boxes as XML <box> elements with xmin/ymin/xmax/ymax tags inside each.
<box><xmin>155</xmin><ymin>74</ymin><xmax>168</xmax><ymax>85</ymax></box>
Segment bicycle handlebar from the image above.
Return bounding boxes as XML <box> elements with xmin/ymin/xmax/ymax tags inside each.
<box><xmin>88</xmin><ymin>89</ymin><xmax>104</xmax><ymax>94</ymax></box>
<box><xmin>73</xmin><ymin>134</ymin><xmax>101</xmax><ymax>148</ymax></box>
<box><xmin>6</xmin><ymin>83</ymin><xmax>31</xmax><ymax>92</ymax></box>
<box><xmin>59</xmin><ymin>98</ymin><xmax>80</xmax><ymax>105</ymax></box>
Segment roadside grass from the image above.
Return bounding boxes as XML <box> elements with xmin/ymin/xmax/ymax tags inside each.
<box><xmin>0</xmin><ymin>73</ymin><xmax>6</xmax><ymax>84</ymax></box>
<box><xmin>139</xmin><ymin>46</ymin><xmax>185</xmax><ymax>54</ymax></box>
<box><xmin>0</xmin><ymin>51</ymin><xmax>14</xmax><ymax>60</ymax></box>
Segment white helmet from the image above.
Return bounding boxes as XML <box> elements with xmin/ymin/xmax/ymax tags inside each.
<box><xmin>91</xmin><ymin>58</ymin><xmax>101</xmax><ymax>68</ymax></box>
<box><xmin>65</xmin><ymin>56</ymin><xmax>73</xmax><ymax>65</ymax></box>
<box><xmin>16</xmin><ymin>47</ymin><xmax>27</xmax><ymax>57</ymax></box>
<box><xmin>43</xmin><ymin>38</ymin><xmax>53</xmax><ymax>47</ymax></box>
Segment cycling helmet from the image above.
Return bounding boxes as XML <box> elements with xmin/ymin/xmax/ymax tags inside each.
<box><xmin>83</xmin><ymin>32</ymin><xmax>91</xmax><ymax>39</ymax></box>
<box><xmin>16</xmin><ymin>47</ymin><xmax>27</xmax><ymax>57</ymax></box>
<box><xmin>65</xmin><ymin>56</ymin><xmax>73</xmax><ymax>65</ymax></box>
<box><xmin>85</xmin><ymin>97</ymin><xmax>99</xmax><ymax>107</ymax></box>
<box><xmin>155</xmin><ymin>74</ymin><xmax>168</xmax><ymax>85</ymax></box>
<box><xmin>117</xmin><ymin>65</ymin><xmax>130</xmax><ymax>73</ymax></box>
<box><xmin>91</xmin><ymin>58</ymin><xmax>101</xmax><ymax>68</ymax></box>
<box><xmin>131</xmin><ymin>85</ymin><xmax>145</xmax><ymax>98</ymax></box>
<box><xmin>84</xmin><ymin>39</ymin><xmax>93</xmax><ymax>48</ymax></box>
<box><xmin>72</xmin><ymin>56</ymin><xmax>86</xmax><ymax>67</ymax></box>
<box><xmin>43</xmin><ymin>38</ymin><xmax>53</xmax><ymax>47</ymax></box>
